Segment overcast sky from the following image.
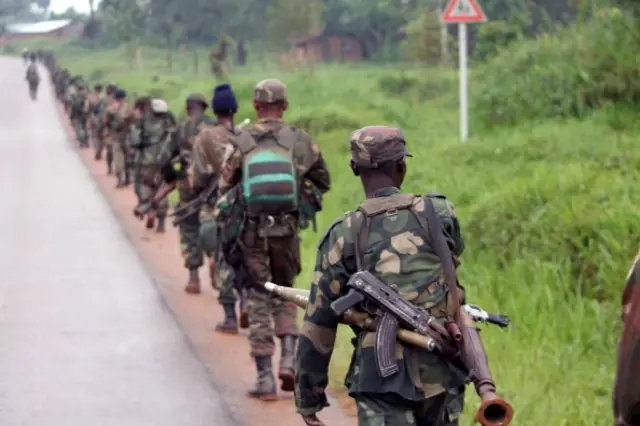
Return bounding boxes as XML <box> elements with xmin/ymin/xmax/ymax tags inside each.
<box><xmin>49</xmin><ymin>0</ymin><xmax>99</xmax><ymax>14</ymax></box>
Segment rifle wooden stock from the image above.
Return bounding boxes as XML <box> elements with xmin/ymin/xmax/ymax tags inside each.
<box><xmin>264</xmin><ymin>282</ymin><xmax>513</xmax><ymax>425</ymax></box>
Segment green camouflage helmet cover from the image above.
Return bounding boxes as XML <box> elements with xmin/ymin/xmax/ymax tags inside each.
<box><xmin>186</xmin><ymin>92</ymin><xmax>208</xmax><ymax>108</ymax></box>
<box><xmin>349</xmin><ymin>126</ymin><xmax>413</xmax><ymax>168</ymax></box>
<box><xmin>253</xmin><ymin>78</ymin><xmax>286</xmax><ymax>104</ymax></box>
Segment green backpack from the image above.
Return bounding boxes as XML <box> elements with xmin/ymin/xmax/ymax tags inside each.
<box><xmin>235</xmin><ymin>126</ymin><xmax>298</xmax><ymax>217</ymax></box>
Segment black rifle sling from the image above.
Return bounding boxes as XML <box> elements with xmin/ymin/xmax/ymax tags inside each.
<box><xmin>409</xmin><ymin>196</ymin><xmax>461</xmax><ymax>323</ymax></box>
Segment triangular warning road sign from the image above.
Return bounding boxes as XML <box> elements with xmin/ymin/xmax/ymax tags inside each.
<box><xmin>442</xmin><ymin>0</ymin><xmax>487</xmax><ymax>23</ymax></box>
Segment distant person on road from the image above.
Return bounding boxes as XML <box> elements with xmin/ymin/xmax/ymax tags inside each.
<box><xmin>132</xmin><ymin>99</ymin><xmax>176</xmax><ymax>233</ymax></box>
<box><xmin>130</xmin><ymin>95</ymin><xmax>152</xmax><ymax>205</ymax></box>
<box><xmin>191</xmin><ymin>84</ymin><xmax>248</xmax><ymax>333</ymax></box>
<box><xmin>69</xmin><ymin>80</ymin><xmax>89</xmax><ymax>148</ymax></box>
<box><xmin>155</xmin><ymin>93</ymin><xmax>217</xmax><ymax>294</ymax></box>
<box><xmin>25</xmin><ymin>54</ymin><xmax>39</xmax><ymax>100</ymax></box>
<box><xmin>86</xmin><ymin>84</ymin><xmax>103</xmax><ymax>152</ymax></box>
<box><xmin>95</xmin><ymin>83</ymin><xmax>117</xmax><ymax>165</ymax></box>
<box><xmin>614</xmin><ymin>250</ymin><xmax>640</xmax><ymax>425</ymax></box>
<box><xmin>105</xmin><ymin>88</ymin><xmax>134</xmax><ymax>188</ymax></box>
<box><xmin>213</xmin><ymin>78</ymin><xmax>330</xmax><ymax>400</ymax></box>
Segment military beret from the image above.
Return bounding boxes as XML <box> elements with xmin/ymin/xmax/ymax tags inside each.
<box><xmin>114</xmin><ymin>88</ymin><xmax>126</xmax><ymax>99</ymax></box>
<box><xmin>253</xmin><ymin>78</ymin><xmax>286</xmax><ymax>104</ymax></box>
<box><xmin>349</xmin><ymin>126</ymin><xmax>413</xmax><ymax>168</ymax></box>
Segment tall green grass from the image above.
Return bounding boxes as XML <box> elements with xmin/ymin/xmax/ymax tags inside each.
<box><xmin>40</xmin><ymin>12</ymin><xmax>640</xmax><ymax>424</ymax></box>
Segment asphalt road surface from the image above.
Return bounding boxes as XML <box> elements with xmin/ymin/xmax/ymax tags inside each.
<box><xmin>0</xmin><ymin>58</ymin><xmax>238</xmax><ymax>425</ymax></box>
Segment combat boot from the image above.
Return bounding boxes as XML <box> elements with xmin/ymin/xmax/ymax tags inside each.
<box><xmin>215</xmin><ymin>304</ymin><xmax>238</xmax><ymax>334</ymax></box>
<box><xmin>145</xmin><ymin>211</ymin><xmax>155</xmax><ymax>229</ymax></box>
<box><xmin>184</xmin><ymin>268</ymin><xmax>201</xmax><ymax>295</ymax></box>
<box><xmin>156</xmin><ymin>216</ymin><xmax>166</xmax><ymax>233</ymax></box>
<box><xmin>239</xmin><ymin>289</ymin><xmax>249</xmax><ymax>329</ymax></box>
<box><xmin>106</xmin><ymin>151</ymin><xmax>113</xmax><ymax>175</ymax></box>
<box><xmin>247</xmin><ymin>356</ymin><xmax>277</xmax><ymax>401</ymax></box>
<box><xmin>278</xmin><ymin>335</ymin><xmax>297</xmax><ymax>392</ymax></box>
<box><xmin>115</xmin><ymin>176</ymin><xmax>125</xmax><ymax>188</ymax></box>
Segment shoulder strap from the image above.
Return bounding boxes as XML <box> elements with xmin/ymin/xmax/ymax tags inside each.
<box><xmin>235</xmin><ymin>130</ymin><xmax>256</xmax><ymax>155</ymax></box>
<box><xmin>409</xmin><ymin>197</ymin><xmax>461</xmax><ymax>322</ymax></box>
<box><xmin>276</xmin><ymin>126</ymin><xmax>296</xmax><ymax>151</ymax></box>
<box><xmin>351</xmin><ymin>193</ymin><xmax>417</xmax><ymax>271</ymax></box>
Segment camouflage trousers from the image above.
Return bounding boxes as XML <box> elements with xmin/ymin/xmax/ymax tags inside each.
<box><xmin>178</xmin><ymin>209</ymin><xmax>204</xmax><ymax>270</ymax></box>
<box><xmin>113</xmin><ymin>140</ymin><xmax>128</xmax><ymax>181</ymax></box>
<box><xmin>241</xmin><ymin>232</ymin><xmax>300</xmax><ymax>357</ymax></box>
<box><xmin>355</xmin><ymin>389</ymin><xmax>464</xmax><ymax>426</ymax></box>
<box><xmin>71</xmin><ymin>116</ymin><xmax>88</xmax><ymax>146</ymax></box>
<box><xmin>138</xmin><ymin>165</ymin><xmax>168</xmax><ymax>217</ymax></box>
<box><xmin>216</xmin><ymin>254</ymin><xmax>237</xmax><ymax>305</ymax></box>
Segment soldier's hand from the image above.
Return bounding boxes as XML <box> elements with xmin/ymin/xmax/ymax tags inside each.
<box><xmin>301</xmin><ymin>414</ymin><xmax>325</xmax><ymax>426</ymax></box>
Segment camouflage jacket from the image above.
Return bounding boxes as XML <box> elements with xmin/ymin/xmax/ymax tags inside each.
<box><xmin>84</xmin><ymin>92</ymin><xmax>102</xmax><ymax>117</ymax></box>
<box><xmin>220</xmin><ymin>118</ymin><xmax>331</xmax><ymax>197</ymax></box>
<box><xmin>191</xmin><ymin>122</ymin><xmax>236</xmax><ymax>223</ymax></box>
<box><xmin>132</xmin><ymin>112</ymin><xmax>177</xmax><ymax>167</ymax></box>
<box><xmin>614</xmin><ymin>250</ymin><xmax>640</xmax><ymax>425</ymax></box>
<box><xmin>157</xmin><ymin>114</ymin><xmax>216</xmax><ymax>200</ymax></box>
<box><xmin>106</xmin><ymin>101</ymin><xmax>134</xmax><ymax>144</ymax></box>
<box><xmin>294</xmin><ymin>187</ymin><xmax>467</xmax><ymax>416</ymax></box>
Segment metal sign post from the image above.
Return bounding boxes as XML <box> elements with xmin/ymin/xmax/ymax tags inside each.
<box><xmin>442</xmin><ymin>0</ymin><xmax>487</xmax><ymax>143</ymax></box>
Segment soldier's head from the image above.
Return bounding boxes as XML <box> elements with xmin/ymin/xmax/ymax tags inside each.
<box><xmin>94</xmin><ymin>83</ymin><xmax>103</xmax><ymax>93</ymax></box>
<box><xmin>253</xmin><ymin>78</ymin><xmax>287</xmax><ymax>119</ymax></box>
<box><xmin>114</xmin><ymin>88</ymin><xmax>126</xmax><ymax>102</ymax></box>
<box><xmin>105</xmin><ymin>83</ymin><xmax>117</xmax><ymax>96</ymax></box>
<box><xmin>135</xmin><ymin>95</ymin><xmax>151</xmax><ymax>111</ymax></box>
<box><xmin>349</xmin><ymin>126</ymin><xmax>412</xmax><ymax>192</ymax></box>
<box><xmin>186</xmin><ymin>93</ymin><xmax>208</xmax><ymax>118</ymax></box>
<box><xmin>211</xmin><ymin>84</ymin><xmax>237</xmax><ymax>121</ymax></box>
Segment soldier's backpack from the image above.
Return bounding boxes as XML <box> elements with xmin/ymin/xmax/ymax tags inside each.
<box><xmin>235</xmin><ymin>126</ymin><xmax>298</xmax><ymax>217</ymax></box>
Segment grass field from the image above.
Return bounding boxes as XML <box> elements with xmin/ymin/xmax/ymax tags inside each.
<box><xmin>20</xmin><ymin>17</ymin><xmax>640</xmax><ymax>424</ymax></box>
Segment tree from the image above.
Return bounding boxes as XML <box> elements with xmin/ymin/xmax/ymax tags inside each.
<box><xmin>267</xmin><ymin>0</ymin><xmax>325</xmax><ymax>45</ymax></box>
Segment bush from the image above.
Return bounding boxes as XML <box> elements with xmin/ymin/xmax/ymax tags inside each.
<box><xmin>473</xmin><ymin>9</ymin><xmax>640</xmax><ymax>126</ymax></box>
<box><xmin>474</xmin><ymin>20</ymin><xmax>522</xmax><ymax>61</ymax></box>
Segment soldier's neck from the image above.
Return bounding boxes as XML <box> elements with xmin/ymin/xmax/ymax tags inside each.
<box><xmin>217</xmin><ymin>116</ymin><xmax>233</xmax><ymax>126</ymax></box>
<box><xmin>363</xmin><ymin>177</ymin><xmax>397</xmax><ymax>199</ymax></box>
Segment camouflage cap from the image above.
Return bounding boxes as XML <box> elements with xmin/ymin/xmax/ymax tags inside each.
<box><xmin>135</xmin><ymin>95</ymin><xmax>151</xmax><ymax>105</ymax></box>
<box><xmin>349</xmin><ymin>126</ymin><xmax>413</xmax><ymax>168</ymax></box>
<box><xmin>253</xmin><ymin>78</ymin><xmax>286</xmax><ymax>104</ymax></box>
<box><xmin>186</xmin><ymin>92</ymin><xmax>208</xmax><ymax>107</ymax></box>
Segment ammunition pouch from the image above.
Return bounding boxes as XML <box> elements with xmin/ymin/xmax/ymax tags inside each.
<box><xmin>245</xmin><ymin>214</ymin><xmax>296</xmax><ymax>239</ymax></box>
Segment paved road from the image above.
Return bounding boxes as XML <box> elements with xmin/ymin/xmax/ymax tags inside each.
<box><xmin>0</xmin><ymin>58</ymin><xmax>238</xmax><ymax>425</ymax></box>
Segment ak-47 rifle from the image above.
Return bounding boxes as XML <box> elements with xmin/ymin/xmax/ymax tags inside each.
<box><xmin>133</xmin><ymin>181</ymin><xmax>176</xmax><ymax>220</ymax></box>
<box><xmin>170</xmin><ymin>176</ymin><xmax>219</xmax><ymax>226</ymax></box>
<box><xmin>264</xmin><ymin>282</ymin><xmax>513</xmax><ymax>426</ymax></box>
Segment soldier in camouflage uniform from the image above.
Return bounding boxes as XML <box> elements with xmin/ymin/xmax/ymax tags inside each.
<box><xmin>130</xmin><ymin>95</ymin><xmax>152</xmax><ymax>204</ymax></box>
<box><xmin>156</xmin><ymin>93</ymin><xmax>216</xmax><ymax>294</ymax></box>
<box><xmin>191</xmin><ymin>84</ymin><xmax>247</xmax><ymax>333</ymax></box>
<box><xmin>215</xmin><ymin>79</ymin><xmax>330</xmax><ymax>400</ymax></box>
<box><xmin>85</xmin><ymin>83</ymin><xmax>103</xmax><ymax>151</ymax></box>
<box><xmin>104</xmin><ymin>88</ymin><xmax>134</xmax><ymax>188</ymax></box>
<box><xmin>614</xmin><ymin>250</ymin><xmax>640</xmax><ymax>425</ymax></box>
<box><xmin>25</xmin><ymin>54</ymin><xmax>39</xmax><ymax>100</ymax></box>
<box><xmin>96</xmin><ymin>83</ymin><xmax>117</xmax><ymax>164</ymax></box>
<box><xmin>64</xmin><ymin>75</ymin><xmax>82</xmax><ymax>113</ymax></box>
<box><xmin>69</xmin><ymin>81</ymin><xmax>89</xmax><ymax>147</ymax></box>
<box><xmin>134</xmin><ymin>99</ymin><xmax>175</xmax><ymax>233</ymax></box>
<box><xmin>294</xmin><ymin>126</ymin><xmax>467</xmax><ymax>426</ymax></box>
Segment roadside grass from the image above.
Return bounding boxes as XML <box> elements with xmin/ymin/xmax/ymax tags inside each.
<box><xmin>39</xmin><ymin>36</ymin><xmax>640</xmax><ymax>424</ymax></box>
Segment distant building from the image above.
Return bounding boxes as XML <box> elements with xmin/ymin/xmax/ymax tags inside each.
<box><xmin>285</xmin><ymin>32</ymin><xmax>365</xmax><ymax>63</ymax></box>
<box><xmin>1</xmin><ymin>19</ymin><xmax>84</xmax><ymax>44</ymax></box>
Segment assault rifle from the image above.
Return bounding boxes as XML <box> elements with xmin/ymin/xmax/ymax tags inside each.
<box><xmin>170</xmin><ymin>177</ymin><xmax>219</xmax><ymax>226</ymax></box>
<box><xmin>330</xmin><ymin>271</ymin><xmax>511</xmax><ymax>376</ymax></box>
<box><xmin>264</xmin><ymin>280</ymin><xmax>513</xmax><ymax>426</ymax></box>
